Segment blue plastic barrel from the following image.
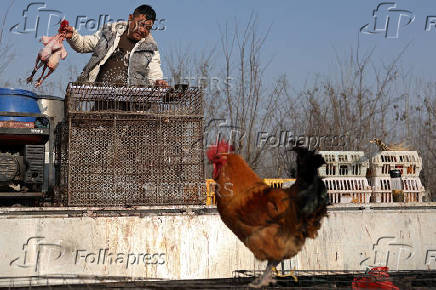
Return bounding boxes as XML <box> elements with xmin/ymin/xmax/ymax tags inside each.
<box><xmin>0</xmin><ymin>88</ymin><xmax>40</xmax><ymax>121</ymax></box>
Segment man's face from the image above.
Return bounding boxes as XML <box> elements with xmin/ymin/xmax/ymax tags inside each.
<box><xmin>127</xmin><ymin>14</ymin><xmax>153</xmax><ymax>41</ymax></box>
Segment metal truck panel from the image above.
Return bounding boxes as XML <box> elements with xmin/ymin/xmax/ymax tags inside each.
<box><xmin>0</xmin><ymin>203</ymin><xmax>435</xmax><ymax>287</ymax></box>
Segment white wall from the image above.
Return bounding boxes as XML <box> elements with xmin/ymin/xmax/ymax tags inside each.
<box><xmin>0</xmin><ymin>203</ymin><xmax>435</xmax><ymax>287</ymax></box>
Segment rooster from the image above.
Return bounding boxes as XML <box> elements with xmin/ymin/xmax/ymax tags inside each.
<box><xmin>207</xmin><ymin>140</ymin><xmax>328</xmax><ymax>288</ymax></box>
<box><xmin>26</xmin><ymin>20</ymin><xmax>69</xmax><ymax>88</ymax></box>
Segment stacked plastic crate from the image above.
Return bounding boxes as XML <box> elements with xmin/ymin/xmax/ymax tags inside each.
<box><xmin>368</xmin><ymin>151</ymin><xmax>425</xmax><ymax>202</ymax></box>
<box><xmin>318</xmin><ymin>151</ymin><xmax>372</xmax><ymax>204</ymax></box>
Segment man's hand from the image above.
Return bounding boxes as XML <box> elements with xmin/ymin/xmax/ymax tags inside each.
<box><xmin>63</xmin><ymin>26</ymin><xmax>74</xmax><ymax>39</ymax></box>
<box><xmin>155</xmin><ymin>80</ymin><xmax>169</xmax><ymax>87</ymax></box>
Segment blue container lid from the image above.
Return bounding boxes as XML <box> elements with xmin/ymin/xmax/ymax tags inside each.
<box><xmin>0</xmin><ymin>88</ymin><xmax>40</xmax><ymax>122</ymax></box>
<box><xmin>0</xmin><ymin>88</ymin><xmax>37</xmax><ymax>98</ymax></box>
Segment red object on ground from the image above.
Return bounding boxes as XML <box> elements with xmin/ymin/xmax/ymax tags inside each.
<box><xmin>352</xmin><ymin>267</ymin><xmax>399</xmax><ymax>289</ymax></box>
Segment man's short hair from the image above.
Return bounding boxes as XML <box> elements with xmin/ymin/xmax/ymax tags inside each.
<box><xmin>133</xmin><ymin>5</ymin><xmax>156</xmax><ymax>22</ymax></box>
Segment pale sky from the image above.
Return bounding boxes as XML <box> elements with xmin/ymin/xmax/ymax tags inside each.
<box><xmin>1</xmin><ymin>0</ymin><xmax>436</xmax><ymax>96</ymax></box>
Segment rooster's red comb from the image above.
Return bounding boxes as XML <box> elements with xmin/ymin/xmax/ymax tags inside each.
<box><xmin>206</xmin><ymin>139</ymin><xmax>234</xmax><ymax>161</ymax></box>
<box><xmin>59</xmin><ymin>19</ymin><xmax>69</xmax><ymax>31</ymax></box>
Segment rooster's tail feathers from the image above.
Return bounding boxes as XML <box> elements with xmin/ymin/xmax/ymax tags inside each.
<box><xmin>293</xmin><ymin>146</ymin><xmax>328</xmax><ymax>215</ymax></box>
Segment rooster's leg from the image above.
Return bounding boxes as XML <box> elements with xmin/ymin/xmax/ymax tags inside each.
<box><xmin>34</xmin><ymin>56</ymin><xmax>41</xmax><ymax>70</ymax></box>
<box><xmin>36</xmin><ymin>65</ymin><xmax>47</xmax><ymax>82</ymax></box>
<box><xmin>249</xmin><ymin>260</ymin><xmax>279</xmax><ymax>288</ymax></box>
<box><xmin>27</xmin><ymin>60</ymin><xmax>43</xmax><ymax>83</ymax></box>
<box><xmin>35</xmin><ymin>65</ymin><xmax>49</xmax><ymax>88</ymax></box>
<box><xmin>36</xmin><ymin>68</ymin><xmax>54</xmax><ymax>88</ymax></box>
<box><xmin>42</xmin><ymin>68</ymin><xmax>54</xmax><ymax>81</ymax></box>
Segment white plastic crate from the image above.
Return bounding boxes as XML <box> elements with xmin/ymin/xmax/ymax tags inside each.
<box><xmin>323</xmin><ymin>177</ymin><xmax>372</xmax><ymax>204</ymax></box>
<box><xmin>318</xmin><ymin>151</ymin><xmax>368</xmax><ymax>177</ymax></box>
<box><xmin>369</xmin><ymin>151</ymin><xmax>422</xmax><ymax>177</ymax></box>
<box><xmin>369</xmin><ymin>176</ymin><xmax>425</xmax><ymax>203</ymax></box>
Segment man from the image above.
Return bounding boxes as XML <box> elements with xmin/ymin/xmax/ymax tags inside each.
<box><xmin>64</xmin><ymin>5</ymin><xmax>168</xmax><ymax>87</ymax></box>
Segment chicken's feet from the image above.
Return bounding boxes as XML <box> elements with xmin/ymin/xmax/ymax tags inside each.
<box><xmin>35</xmin><ymin>66</ymin><xmax>52</xmax><ymax>88</ymax></box>
<box><xmin>35</xmin><ymin>79</ymin><xmax>44</xmax><ymax>88</ymax></box>
<box><xmin>249</xmin><ymin>260</ymin><xmax>279</xmax><ymax>288</ymax></box>
<box><xmin>27</xmin><ymin>69</ymin><xmax>37</xmax><ymax>83</ymax></box>
<box><xmin>272</xmin><ymin>266</ymin><xmax>298</xmax><ymax>282</ymax></box>
<box><xmin>27</xmin><ymin>59</ymin><xmax>44</xmax><ymax>83</ymax></box>
<box><xmin>249</xmin><ymin>275</ymin><xmax>276</xmax><ymax>288</ymax></box>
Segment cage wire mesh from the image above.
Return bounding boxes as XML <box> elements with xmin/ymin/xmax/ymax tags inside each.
<box><xmin>6</xmin><ymin>270</ymin><xmax>435</xmax><ymax>288</ymax></box>
<box><xmin>57</xmin><ymin>83</ymin><xmax>205</xmax><ymax>206</ymax></box>
<box><xmin>233</xmin><ymin>269</ymin><xmax>436</xmax><ymax>289</ymax></box>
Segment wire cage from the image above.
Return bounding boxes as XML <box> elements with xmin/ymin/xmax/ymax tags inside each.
<box><xmin>65</xmin><ymin>83</ymin><xmax>203</xmax><ymax>117</ymax></box>
<box><xmin>57</xmin><ymin>83</ymin><xmax>205</xmax><ymax>206</ymax></box>
<box><xmin>233</xmin><ymin>269</ymin><xmax>436</xmax><ymax>289</ymax></box>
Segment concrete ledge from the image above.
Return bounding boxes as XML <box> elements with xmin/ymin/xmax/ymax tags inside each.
<box><xmin>0</xmin><ymin>203</ymin><xmax>435</xmax><ymax>218</ymax></box>
<box><xmin>0</xmin><ymin>203</ymin><xmax>435</xmax><ymax>287</ymax></box>
<box><xmin>0</xmin><ymin>205</ymin><xmax>218</xmax><ymax>218</ymax></box>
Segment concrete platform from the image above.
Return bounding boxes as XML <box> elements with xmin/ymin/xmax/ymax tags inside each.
<box><xmin>0</xmin><ymin>203</ymin><xmax>435</xmax><ymax>287</ymax></box>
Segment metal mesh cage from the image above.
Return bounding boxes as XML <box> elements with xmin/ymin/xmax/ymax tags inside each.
<box><xmin>65</xmin><ymin>83</ymin><xmax>203</xmax><ymax>117</ymax></box>
<box><xmin>58</xmin><ymin>83</ymin><xmax>205</xmax><ymax>206</ymax></box>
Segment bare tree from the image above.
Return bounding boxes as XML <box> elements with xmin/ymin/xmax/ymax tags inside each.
<box><xmin>165</xmin><ymin>16</ymin><xmax>435</xmax><ymax>197</ymax></box>
<box><xmin>215</xmin><ymin>14</ymin><xmax>290</xmax><ymax>173</ymax></box>
<box><xmin>398</xmin><ymin>81</ymin><xmax>436</xmax><ymax>200</ymax></box>
<box><xmin>164</xmin><ymin>16</ymin><xmax>289</xmax><ymax>175</ymax></box>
